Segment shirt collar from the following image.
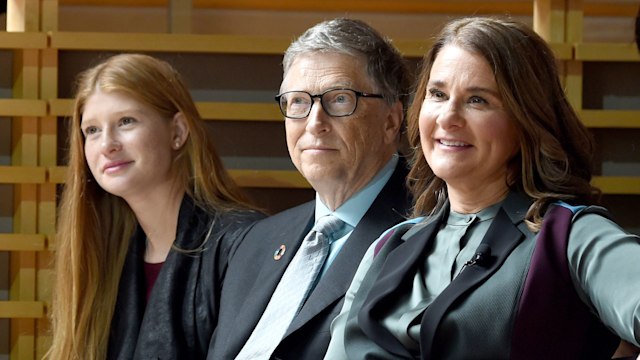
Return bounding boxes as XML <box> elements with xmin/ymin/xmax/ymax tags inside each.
<box><xmin>315</xmin><ymin>154</ymin><xmax>398</xmax><ymax>228</ymax></box>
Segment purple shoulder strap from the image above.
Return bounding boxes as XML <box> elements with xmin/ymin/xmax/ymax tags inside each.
<box><xmin>374</xmin><ymin>228</ymin><xmax>397</xmax><ymax>256</ymax></box>
<box><xmin>373</xmin><ymin>222</ymin><xmax>419</xmax><ymax>257</ymax></box>
<box><xmin>510</xmin><ymin>205</ymin><xmax>618</xmax><ymax>359</ymax></box>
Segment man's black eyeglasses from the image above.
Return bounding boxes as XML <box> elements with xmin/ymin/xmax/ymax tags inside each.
<box><xmin>275</xmin><ymin>88</ymin><xmax>384</xmax><ymax>119</ymax></box>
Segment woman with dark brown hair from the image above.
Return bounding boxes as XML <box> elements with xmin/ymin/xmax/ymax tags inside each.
<box><xmin>326</xmin><ymin>17</ymin><xmax>639</xmax><ymax>359</ymax></box>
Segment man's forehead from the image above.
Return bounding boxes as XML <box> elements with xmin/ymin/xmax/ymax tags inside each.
<box><xmin>280</xmin><ymin>52</ymin><xmax>373</xmax><ymax>93</ymax></box>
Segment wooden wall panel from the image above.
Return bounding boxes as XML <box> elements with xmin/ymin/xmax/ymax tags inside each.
<box><xmin>0</xmin><ymin>0</ymin><xmax>638</xmax><ymax>358</ymax></box>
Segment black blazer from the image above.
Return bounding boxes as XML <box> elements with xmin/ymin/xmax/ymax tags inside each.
<box><xmin>208</xmin><ymin>160</ymin><xmax>412</xmax><ymax>360</ymax></box>
<box><xmin>107</xmin><ymin>196</ymin><xmax>263</xmax><ymax>360</ymax></box>
<box><xmin>348</xmin><ymin>192</ymin><xmax>619</xmax><ymax>359</ymax></box>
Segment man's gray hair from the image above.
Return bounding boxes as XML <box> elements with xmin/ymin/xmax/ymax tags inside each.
<box><xmin>282</xmin><ymin>18</ymin><xmax>408</xmax><ymax>107</ymax></box>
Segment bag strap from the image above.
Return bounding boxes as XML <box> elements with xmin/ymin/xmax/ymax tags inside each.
<box><xmin>510</xmin><ymin>204</ymin><xmax>619</xmax><ymax>359</ymax></box>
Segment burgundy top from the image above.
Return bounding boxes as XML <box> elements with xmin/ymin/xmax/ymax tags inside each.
<box><xmin>144</xmin><ymin>261</ymin><xmax>165</xmax><ymax>304</ymax></box>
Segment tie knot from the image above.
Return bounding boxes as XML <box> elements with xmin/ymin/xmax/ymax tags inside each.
<box><xmin>313</xmin><ymin>215</ymin><xmax>347</xmax><ymax>243</ymax></box>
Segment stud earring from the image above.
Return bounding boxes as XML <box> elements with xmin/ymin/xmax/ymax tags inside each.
<box><xmin>175</xmin><ymin>141</ymin><xmax>181</xmax><ymax>149</ymax></box>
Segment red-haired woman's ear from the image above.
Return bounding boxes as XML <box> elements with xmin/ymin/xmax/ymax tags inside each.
<box><xmin>172</xmin><ymin>112</ymin><xmax>189</xmax><ymax>150</ymax></box>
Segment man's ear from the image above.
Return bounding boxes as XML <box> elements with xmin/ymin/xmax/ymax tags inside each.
<box><xmin>384</xmin><ymin>100</ymin><xmax>404</xmax><ymax>145</ymax></box>
<box><xmin>172</xmin><ymin>112</ymin><xmax>190</xmax><ymax>150</ymax></box>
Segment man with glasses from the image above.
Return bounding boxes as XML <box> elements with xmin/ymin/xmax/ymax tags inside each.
<box><xmin>208</xmin><ymin>18</ymin><xmax>411</xmax><ymax>360</ymax></box>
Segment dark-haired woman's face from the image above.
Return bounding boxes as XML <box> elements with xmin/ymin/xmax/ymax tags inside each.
<box><xmin>419</xmin><ymin>45</ymin><xmax>520</xmax><ymax>193</ymax></box>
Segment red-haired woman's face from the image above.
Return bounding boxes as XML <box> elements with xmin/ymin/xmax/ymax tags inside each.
<box><xmin>81</xmin><ymin>89</ymin><xmax>185</xmax><ymax>204</ymax></box>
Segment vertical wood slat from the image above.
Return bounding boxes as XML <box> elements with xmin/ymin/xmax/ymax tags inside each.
<box><xmin>6</xmin><ymin>0</ymin><xmax>40</xmax><ymax>32</ymax></box>
<box><xmin>564</xmin><ymin>0</ymin><xmax>584</xmax><ymax>110</ymax></box>
<box><xmin>10</xmin><ymin>54</ymin><xmax>40</xmax><ymax>360</ymax></box>
<box><xmin>533</xmin><ymin>0</ymin><xmax>566</xmax><ymax>43</ymax></box>
<box><xmin>8</xmin><ymin>1</ymin><xmax>43</xmax><ymax>359</ymax></box>
<box><xmin>169</xmin><ymin>0</ymin><xmax>192</xmax><ymax>33</ymax></box>
<box><xmin>533</xmin><ymin>0</ymin><xmax>569</xmax><ymax>89</ymax></box>
<box><xmin>38</xmin><ymin>1</ymin><xmax>60</xmax><ymax>356</ymax></box>
<box><xmin>41</xmin><ymin>0</ymin><xmax>59</xmax><ymax>32</ymax></box>
<box><xmin>565</xmin><ymin>0</ymin><xmax>584</xmax><ymax>44</ymax></box>
<box><xmin>10</xmin><ymin>112</ymin><xmax>39</xmax><ymax>360</ymax></box>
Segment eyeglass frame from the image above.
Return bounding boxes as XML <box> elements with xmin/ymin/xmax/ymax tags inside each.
<box><xmin>274</xmin><ymin>88</ymin><xmax>385</xmax><ymax>119</ymax></box>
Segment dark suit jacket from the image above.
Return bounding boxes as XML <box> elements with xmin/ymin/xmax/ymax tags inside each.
<box><xmin>107</xmin><ymin>196</ymin><xmax>263</xmax><ymax>360</ymax></box>
<box><xmin>208</xmin><ymin>160</ymin><xmax>411</xmax><ymax>360</ymax></box>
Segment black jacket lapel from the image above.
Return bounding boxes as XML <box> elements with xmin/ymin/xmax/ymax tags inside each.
<box><xmin>109</xmin><ymin>196</ymin><xmax>216</xmax><ymax>359</ymax></box>
<box><xmin>219</xmin><ymin>202</ymin><xmax>314</xmax><ymax>353</ymax></box>
<box><xmin>134</xmin><ymin>200</ymin><xmax>209</xmax><ymax>357</ymax></box>
<box><xmin>357</xmin><ymin>207</ymin><xmax>447</xmax><ymax>358</ymax></box>
<box><xmin>419</xmin><ymin>206</ymin><xmax>525</xmax><ymax>358</ymax></box>
<box><xmin>108</xmin><ymin>225</ymin><xmax>146</xmax><ymax>359</ymax></box>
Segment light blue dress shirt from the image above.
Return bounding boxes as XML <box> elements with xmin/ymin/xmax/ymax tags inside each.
<box><xmin>315</xmin><ymin>154</ymin><xmax>399</xmax><ymax>276</ymax></box>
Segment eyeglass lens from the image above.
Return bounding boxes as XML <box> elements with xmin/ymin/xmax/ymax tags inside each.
<box><xmin>279</xmin><ymin>89</ymin><xmax>359</xmax><ymax>118</ymax></box>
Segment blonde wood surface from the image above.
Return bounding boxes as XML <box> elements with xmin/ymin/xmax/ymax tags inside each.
<box><xmin>549</xmin><ymin>43</ymin><xmax>574</xmax><ymax>59</ymax></box>
<box><xmin>9</xmin><ymin>13</ymin><xmax>40</xmax><ymax>355</ymax></box>
<box><xmin>592</xmin><ymin>176</ymin><xmax>640</xmax><ymax>195</ymax></box>
<box><xmin>199</xmin><ymin>0</ymin><xmax>535</xmax><ymax>14</ymax></box>
<box><xmin>169</xmin><ymin>0</ymin><xmax>192</xmax><ymax>33</ymax></box>
<box><xmin>11</xmin><ymin>214</ymin><xmax>38</xmax><ymax>360</ymax></box>
<box><xmin>50</xmin><ymin>31</ymin><xmax>291</xmax><ymax>54</ymax></box>
<box><xmin>0</xmin><ymin>302</ymin><xmax>45</xmax><ymax>319</ymax></box>
<box><xmin>40</xmin><ymin>51</ymin><xmax>59</xmax><ymax>102</ymax></box>
<box><xmin>566</xmin><ymin>61</ymin><xmax>584</xmax><ymax>111</ymax></box>
<box><xmin>0</xmin><ymin>100</ymin><xmax>47</xmax><ymax>117</ymax></box>
<box><xmin>41</xmin><ymin>0</ymin><xmax>60</xmax><ymax>32</ymax></box>
<box><xmin>575</xmin><ymin>43</ymin><xmax>640</xmax><ymax>61</ymax></box>
<box><xmin>11</xmin><ymin>51</ymin><xmax>40</xmax><ymax>101</ymax></box>
<box><xmin>0</xmin><ymin>235</ymin><xmax>47</xmax><ymax>251</ymax></box>
<box><xmin>52</xmin><ymin>99</ymin><xmax>284</xmax><ymax>121</ymax></box>
<box><xmin>229</xmin><ymin>169</ymin><xmax>310</xmax><ymax>189</ymax></box>
<box><xmin>39</xmin><ymin>7</ymin><xmax>60</xmax><ymax>355</ymax></box>
<box><xmin>45</xmin><ymin>31</ymin><xmax>573</xmax><ymax>61</ymax></box>
<box><xmin>0</xmin><ymin>167</ymin><xmax>47</xmax><ymax>184</ymax></box>
<box><xmin>196</xmin><ymin>102</ymin><xmax>282</xmax><ymax>121</ymax></box>
<box><xmin>583</xmin><ymin>2</ymin><xmax>640</xmax><ymax>17</ymax></box>
<box><xmin>47</xmin><ymin>98</ymin><xmax>74</xmax><ymax>117</ymax></box>
<box><xmin>579</xmin><ymin>110</ymin><xmax>640</xmax><ymax>128</ymax></box>
<box><xmin>40</xmin><ymin>117</ymin><xmax>58</xmax><ymax>168</ymax></box>
<box><xmin>0</xmin><ymin>33</ymin><xmax>47</xmax><ymax>49</ymax></box>
<box><xmin>47</xmin><ymin>166</ymin><xmax>67</xmax><ymax>184</ymax></box>
<box><xmin>566</xmin><ymin>0</ymin><xmax>584</xmax><ymax>43</ymax></box>
<box><xmin>391</xmin><ymin>39</ymin><xmax>433</xmax><ymax>58</ymax></box>
<box><xmin>58</xmin><ymin>0</ymin><xmax>534</xmax><ymax>14</ymax></box>
<box><xmin>9</xmin><ymin>26</ymin><xmax>40</xmax><ymax>360</ymax></box>
<box><xmin>49</xmin><ymin>32</ymin><xmax>450</xmax><ymax>58</ymax></box>
<box><xmin>6</xmin><ymin>0</ymin><xmax>40</xmax><ymax>32</ymax></box>
<box><xmin>564</xmin><ymin>0</ymin><xmax>584</xmax><ymax>109</ymax></box>
<box><xmin>534</xmin><ymin>0</ymin><xmax>566</xmax><ymax>42</ymax></box>
<box><xmin>57</xmin><ymin>0</ymin><xmax>636</xmax><ymax>17</ymax></box>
